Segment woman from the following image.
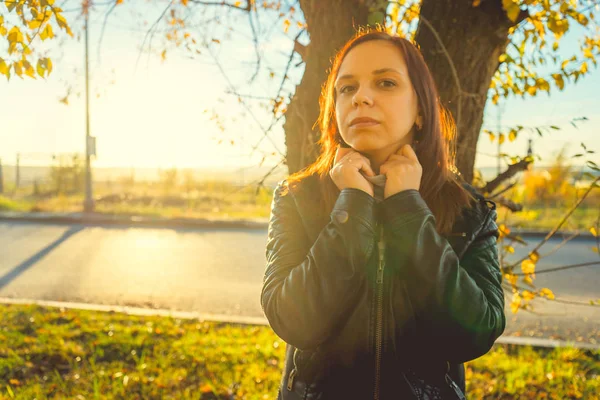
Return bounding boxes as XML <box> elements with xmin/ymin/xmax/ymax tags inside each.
<box><xmin>261</xmin><ymin>28</ymin><xmax>506</xmax><ymax>400</ymax></box>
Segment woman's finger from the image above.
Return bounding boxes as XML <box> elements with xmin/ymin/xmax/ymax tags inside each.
<box><xmin>357</xmin><ymin>158</ymin><xmax>375</xmax><ymax>177</ymax></box>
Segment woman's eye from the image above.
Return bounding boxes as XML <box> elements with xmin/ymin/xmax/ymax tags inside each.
<box><xmin>379</xmin><ymin>79</ymin><xmax>397</xmax><ymax>88</ymax></box>
<box><xmin>338</xmin><ymin>85</ymin><xmax>355</xmax><ymax>94</ymax></box>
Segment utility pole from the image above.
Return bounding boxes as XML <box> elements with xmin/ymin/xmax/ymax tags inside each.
<box><xmin>83</xmin><ymin>3</ymin><xmax>95</xmax><ymax>213</ymax></box>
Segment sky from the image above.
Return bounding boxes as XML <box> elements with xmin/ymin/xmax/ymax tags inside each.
<box><xmin>1</xmin><ymin>1</ymin><xmax>599</xmax><ymax>174</ymax></box>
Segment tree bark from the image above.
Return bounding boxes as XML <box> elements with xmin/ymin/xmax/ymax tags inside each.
<box><xmin>284</xmin><ymin>0</ymin><xmax>370</xmax><ymax>174</ymax></box>
<box><xmin>414</xmin><ymin>0</ymin><xmax>513</xmax><ymax>184</ymax></box>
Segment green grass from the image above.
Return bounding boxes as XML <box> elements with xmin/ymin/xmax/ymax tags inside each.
<box><xmin>0</xmin><ymin>304</ymin><xmax>598</xmax><ymax>399</ymax></box>
<box><xmin>0</xmin><ymin>196</ymin><xmax>31</xmax><ymax>212</ymax></box>
<box><xmin>498</xmin><ymin>204</ymin><xmax>599</xmax><ymax>232</ymax></box>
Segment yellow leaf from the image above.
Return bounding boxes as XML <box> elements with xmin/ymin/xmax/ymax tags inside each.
<box><xmin>14</xmin><ymin>61</ymin><xmax>23</xmax><ymax>77</ymax></box>
<box><xmin>510</xmin><ymin>292</ymin><xmax>521</xmax><ymax>314</ymax></box>
<box><xmin>37</xmin><ymin>59</ymin><xmax>45</xmax><ymax>77</ymax></box>
<box><xmin>0</xmin><ymin>58</ymin><xmax>8</xmax><ymax>76</ymax></box>
<box><xmin>28</xmin><ymin>19</ymin><xmax>43</xmax><ymax>30</ymax></box>
<box><xmin>537</xmin><ymin>78</ymin><xmax>550</xmax><ymax>92</ymax></box>
<box><xmin>539</xmin><ymin>288</ymin><xmax>555</xmax><ymax>300</ymax></box>
<box><xmin>181</xmin><ymin>0</ymin><xmax>188</xmax><ymax>5</ymax></box>
<box><xmin>117</xmin><ymin>0</ymin><xmax>124</xmax><ymax>3</ymax></box>
<box><xmin>161</xmin><ymin>49</ymin><xmax>167</xmax><ymax>60</ymax></box>
<box><xmin>8</xmin><ymin>26</ymin><xmax>24</xmax><ymax>44</ymax></box>
<box><xmin>487</xmin><ymin>131</ymin><xmax>495</xmax><ymax>143</ymax></box>
<box><xmin>523</xmin><ymin>274</ymin><xmax>534</xmax><ymax>286</ymax></box>
<box><xmin>581</xmin><ymin>62</ymin><xmax>588</xmax><ymax>73</ymax></box>
<box><xmin>498</xmin><ymin>133</ymin><xmax>505</xmax><ymax>145</ymax></box>
<box><xmin>492</xmin><ymin>93</ymin><xmax>499</xmax><ymax>105</ymax></box>
<box><xmin>472</xmin><ymin>0</ymin><xmax>481</xmax><ymax>6</ymax></box>
<box><xmin>503</xmin><ymin>245</ymin><xmax>515</xmax><ymax>254</ymax></box>
<box><xmin>522</xmin><ymin>290</ymin><xmax>535</xmax><ymax>301</ymax></box>
<box><xmin>529</xmin><ymin>250</ymin><xmax>539</xmax><ymax>263</ymax></box>
<box><xmin>552</xmin><ymin>73</ymin><xmax>564</xmax><ymax>90</ymax></box>
<box><xmin>590</xmin><ymin>227</ymin><xmax>598</xmax><ymax>237</ymax></box>
<box><xmin>41</xmin><ymin>24</ymin><xmax>54</xmax><ymax>41</ymax></box>
<box><xmin>502</xmin><ymin>0</ymin><xmax>520</xmax><ymax>23</ymax></box>
<box><xmin>23</xmin><ymin>60</ymin><xmax>35</xmax><ymax>78</ymax></box>
<box><xmin>526</xmin><ymin>85</ymin><xmax>537</xmax><ymax>95</ymax></box>
<box><xmin>234</xmin><ymin>1</ymin><xmax>242</xmax><ymax>6</ymax></box>
<box><xmin>504</xmin><ymin>273</ymin><xmax>517</xmax><ymax>286</ymax></box>
<box><xmin>521</xmin><ymin>259</ymin><xmax>536</xmax><ymax>275</ymax></box>
<box><xmin>200</xmin><ymin>384</ymin><xmax>213</xmax><ymax>393</ymax></box>
<box><xmin>55</xmin><ymin>13</ymin><xmax>68</xmax><ymax>28</ymax></box>
<box><xmin>283</xmin><ymin>19</ymin><xmax>290</xmax><ymax>34</ymax></box>
<box><xmin>508</xmin><ymin>129</ymin><xmax>516</xmax><ymax>142</ymax></box>
<box><xmin>46</xmin><ymin>58</ymin><xmax>53</xmax><ymax>73</ymax></box>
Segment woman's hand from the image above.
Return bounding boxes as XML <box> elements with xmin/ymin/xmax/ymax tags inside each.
<box><xmin>380</xmin><ymin>144</ymin><xmax>422</xmax><ymax>199</ymax></box>
<box><xmin>330</xmin><ymin>145</ymin><xmax>376</xmax><ymax>197</ymax></box>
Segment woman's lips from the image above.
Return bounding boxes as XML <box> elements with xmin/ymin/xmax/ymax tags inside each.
<box><xmin>350</xmin><ymin>121</ymin><xmax>380</xmax><ymax>128</ymax></box>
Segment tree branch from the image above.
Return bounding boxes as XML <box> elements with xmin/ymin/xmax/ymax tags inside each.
<box><xmin>249</xmin><ymin>29</ymin><xmax>304</xmax><ymax>158</ymax></box>
<box><xmin>247</xmin><ymin>4</ymin><xmax>261</xmax><ymax>83</ymax></box>
<box><xmin>492</xmin><ymin>195</ymin><xmax>523</xmax><ymax>212</ymax></box>
<box><xmin>513</xmin><ymin>261</ymin><xmax>600</xmax><ymax>276</ymax></box>
<box><xmin>482</xmin><ymin>158</ymin><xmax>532</xmax><ymax>194</ymax></box>
<box><xmin>135</xmin><ymin>0</ymin><xmax>174</xmax><ymax>72</ymax></box>
<box><xmin>187</xmin><ymin>0</ymin><xmax>250</xmax><ymax>11</ymax></box>
<box><xmin>97</xmin><ymin>1</ymin><xmax>119</xmax><ymax>63</ymax></box>
<box><xmin>507</xmin><ymin>176</ymin><xmax>600</xmax><ymax>269</ymax></box>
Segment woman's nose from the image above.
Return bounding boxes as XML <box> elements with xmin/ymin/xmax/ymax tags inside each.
<box><xmin>352</xmin><ymin>87</ymin><xmax>374</xmax><ymax>107</ymax></box>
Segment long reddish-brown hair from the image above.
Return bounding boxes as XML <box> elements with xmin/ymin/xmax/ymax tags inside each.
<box><xmin>285</xmin><ymin>27</ymin><xmax>475</xmax><ymax>235</ymax></box>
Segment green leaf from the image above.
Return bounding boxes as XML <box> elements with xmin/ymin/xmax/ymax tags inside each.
<box><xmin>535</xmin><ymin>127</ymin><xmax>543</xmax><ymax>136</ymax></box>
<box><xmin>367</xmin><ymin>11</ymin><xmax>385</xmax><ymax>26</ymax></box>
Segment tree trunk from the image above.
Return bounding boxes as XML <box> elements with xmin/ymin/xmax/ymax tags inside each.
<box><xmin>284</xmin><ymin>0</ymin><xmax>370</xmax><ymax>174</ymax></box>
<box><xmin>415</xmin><ymin>0</ymin><xmax>513</xmax><ymax>184</ymax></box>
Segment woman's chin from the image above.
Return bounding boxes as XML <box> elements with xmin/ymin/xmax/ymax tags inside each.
<box><xmin>347</xmin><ymin>138</ymin><xmax>381</xmax><ymax>153</ymax></box>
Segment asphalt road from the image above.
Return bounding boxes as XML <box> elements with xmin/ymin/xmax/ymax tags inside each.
<box><xmin>0</xmin><ymin>221</ymin><xmax>598</xmax><ymax>344</ymax></box>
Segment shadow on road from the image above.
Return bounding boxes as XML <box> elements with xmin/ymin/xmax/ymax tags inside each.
<box><xmin>0</xmin><ymin>225</ymin><xmax>85</xmax><ymax>290</ymax></box>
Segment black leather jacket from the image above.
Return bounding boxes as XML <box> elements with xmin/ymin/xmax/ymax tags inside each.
<box><xmin>261</xmin><ymin>174</ymin><xmax>506</xmax><ymax>399</ymax></box>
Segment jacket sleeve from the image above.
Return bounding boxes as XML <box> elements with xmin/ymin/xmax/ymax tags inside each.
<box><xmin>381</xmin><ymin>189</ymin><xmax>506</xmax><ymax>363</ymax></box>
<box><xmin>261</xmin><ymin>181</ymin><xmax>378</xmax><ymax>350</ymax></box>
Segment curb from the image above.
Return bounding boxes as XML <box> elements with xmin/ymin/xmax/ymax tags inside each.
<box><xmin>1</xmin><ymin>297</ymin><xmax>598</xmax><ymax>350</ymax></box>
<box><xmin>0</xmin><ymin>211</ymin><xmax>269</xmax><ymax>230</ymax></box>
<box><xmin>0</xmin><ymin>212</ymin><xmax>596</xmax><ymax>238</ymax></box>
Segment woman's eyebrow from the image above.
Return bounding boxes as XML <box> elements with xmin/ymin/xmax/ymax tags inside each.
<box><xmin>336</xmin><ymin>68</ymin><xmax>403</xmax><ymax>82</ymax></box>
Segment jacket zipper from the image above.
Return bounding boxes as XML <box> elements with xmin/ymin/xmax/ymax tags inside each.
<box><xmin>374</xmin><ymin>223</ymin><xmax>386</xmax><ymax>400</ymax></box>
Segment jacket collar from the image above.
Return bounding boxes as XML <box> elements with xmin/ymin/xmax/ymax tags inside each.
<box><xmin>288</xmin><ymin>174</ymin><xmax>495</xmax><ymax>259</ymax></box>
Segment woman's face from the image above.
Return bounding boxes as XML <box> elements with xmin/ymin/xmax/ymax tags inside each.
<box><xmin>334</xmin><ymin>40</ymin><xmax>419</xmax><ymax>155</ymax></box>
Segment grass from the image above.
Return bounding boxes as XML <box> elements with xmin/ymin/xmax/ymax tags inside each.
<box><xmin>497</xmin><ymin>204</ymin><xmax>599</xmax><ymax>232</ymax></box>
<box><xmin>0</xmin><ymin>196</ymin><xmax>31</xmax><ymax>213</ymax></box>
<box><xmin>1</xmin><ymin>179</ymin><xmax>598</xmax><ymax>231</ymax></box>
<box><xmin>0</xmin><ymin>303</ymin><xmax>598</xmax><ymax>399</ymax></box>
